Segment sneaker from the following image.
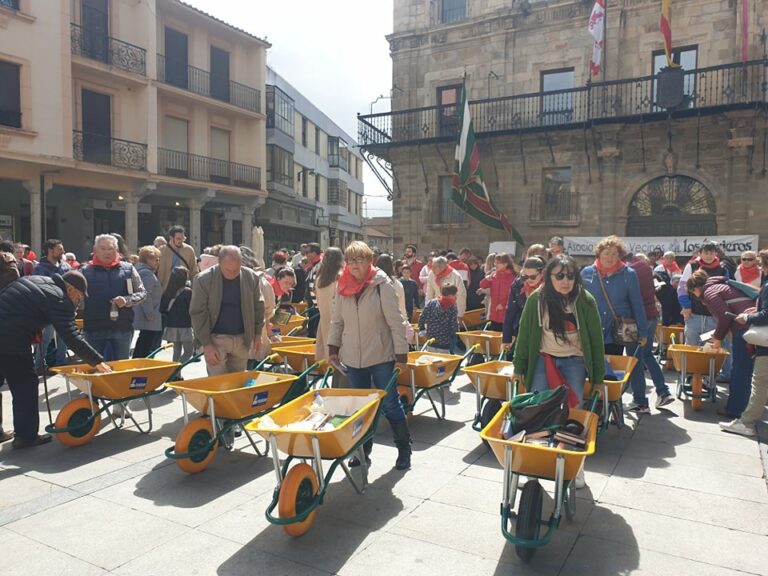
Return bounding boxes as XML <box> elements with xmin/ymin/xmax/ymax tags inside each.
<box><xmin>0</xmin><ymin>429</ymin><xmax>14</xmax><ymax>444</ymax></box>
<box><xmin>348</xmin><ymin>455</ymin><xmax>371</xmax><ymax>468</ymax></box>
<box><xmin>655</xmin><ymin>394</ymin><xmax>674</xmax><ymax>409</ymax></box>
<box><xmin>628</xmin><ymin>402</ymin><xmax>651</xmax><ymax>414</ymax></box>
<box><xmin>574</xmin><ymin>468</ymin><xmax>586</xmax><ymax>489</ymax></box>
<box><xmin>719</xmin><ymin>419</ymin><xmax>756</xmax><ymax>437</ymax></box>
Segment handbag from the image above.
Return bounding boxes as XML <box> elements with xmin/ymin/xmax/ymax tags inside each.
<box><xmin>743</xmin><ymin>324</ymin><xmax>768</xmax><ymax>347</ymax></box>
<box><xmin>596</xmin><ymin>271</ymin><xmax>639</xmax><ymax>344</ymax></box>
<box><xmin>501</xmin><ymin>385</ymin><xmax>569</xmax><ymax>438</ymax></box>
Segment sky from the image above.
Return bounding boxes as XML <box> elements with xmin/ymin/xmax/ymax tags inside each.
<box><xmin>184</xmin><ymin>0</ymin><xmax>395</xmax><ymax>217</ymax></box>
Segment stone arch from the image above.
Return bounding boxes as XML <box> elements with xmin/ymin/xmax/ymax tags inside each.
<box><xmin>625</xmin><ymin>175</ymin><xmax>718</xmax><ymax>236</ymax></box>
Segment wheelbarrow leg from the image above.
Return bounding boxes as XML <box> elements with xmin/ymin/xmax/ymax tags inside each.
<box><xmin>242</xmin><ymin>424</ymin><xmax>267</xmax><ymax>457</ymax></box>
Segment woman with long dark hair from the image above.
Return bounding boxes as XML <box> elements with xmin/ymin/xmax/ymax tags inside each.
<box><xmin>314</xmin><ymin>247</ymin><xmax>343</xmax><ymax>364</ymax></box>
<box><xmin>160</xmin><ymin>266</ymin><xmax>194</xmax><ymax>364</ymax></box>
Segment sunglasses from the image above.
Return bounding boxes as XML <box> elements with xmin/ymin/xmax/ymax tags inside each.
<box><xmin>551</xmin><ymin>272</ymin><xmax>576</xmax><ymax>281</ymax></box>
<box><xmin>742</xmin><ymin>257</ymin><xmax>755</xmax><ymax>261</ymax></box>
<box><xmin>519</xmin><ymin>272</ymin><xmax>542</xmax><ymax>281</ymax></box>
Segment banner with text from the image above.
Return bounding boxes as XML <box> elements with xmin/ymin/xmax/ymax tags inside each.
<box><xmin>563</xmin><ymin>236</ymin><xmax>759</xmax><ymax>257</ymax></box>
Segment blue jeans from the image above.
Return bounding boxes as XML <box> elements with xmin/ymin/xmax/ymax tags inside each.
<box><xmin>725</xmin><ymin>330</ymin><xmax>753</xmax><ymax>417</ymax></box>
<box><xmin>85</xmin><ymin>330</ymin><xmax>133</xmax><ymax>362</ymax></box>
<box><xmin>35</xmin><ymin>324</ymin><xmax>68</xmax><ymax>368</ymax></box>
<box><xmin>626</xmin><ymin>317</ymin><xmax>671</xmax><ymax>406</ymax></box>
<box><xmin>346</xmin><ymin>361</ymin><xmax>406</xmax><ymax>424</ymax></box>
<box><xmin>685</xmin><ymin>314</ymin><xmax>731</xmax><ymax>378</ymax></box>
<box><xmin>530</xmin><ymin>355</ymin><xmax>586</xmax><ymax>402</ymax></box>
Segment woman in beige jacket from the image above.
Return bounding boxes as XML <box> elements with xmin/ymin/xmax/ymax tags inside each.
<box><xmin>328</xmin><ymin>241</ymin><xmax>412</xmax><ymax>471</ymax></box>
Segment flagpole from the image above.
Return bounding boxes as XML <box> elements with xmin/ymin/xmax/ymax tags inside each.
<box><xmin>602</xmin><ymin>0</ymin><xmax>608</xmax><ymax>84</ymax></box>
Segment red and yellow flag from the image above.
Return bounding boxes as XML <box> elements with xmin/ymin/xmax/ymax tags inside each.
<box><xmin>659</xmin><ymin>0</ymin><xmax>678</xmax><ymax>67</ymax></box>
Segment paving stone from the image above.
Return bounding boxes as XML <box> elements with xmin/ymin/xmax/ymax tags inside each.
<box><xmin>0</xmin><ymin>527</ymin><xmax>106</xmax><ymax>576</ymax></box>
<box><xmin>6</xmin><ymin>495</ymin><xmax>188</xmax><ymax>571</ymax></box>
<box><xmin>0</xmin><ymin>468</ymin><xmax>66</xmax><ymax>509</ymax></box>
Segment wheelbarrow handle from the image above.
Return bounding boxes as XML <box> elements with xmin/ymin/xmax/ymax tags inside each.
<box><xmin>461</xmin><ymin>343</ymin><xmax>480</xmax><ymax>361</ymax></box>
<box><xmin>419</xmin><ymin>337</ymin><xmax>436</xmax><ymax>351</ymax></box>
<box><xmin>253</xmin><ymin>353</ymin><xmax>280</xmax><ymax>371</ymax></box>
<box><xmin>384</xmin><ymin>367</ymin><xmax>401</xmax><ymax>394</ymax></box>
<box><xmin>147</xmin><ymin>342</ymin><xmax>174</xmax><ymax>359</ymax></box>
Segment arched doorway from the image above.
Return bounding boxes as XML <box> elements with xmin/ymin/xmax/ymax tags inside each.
<box><xmin>626</xmin><ymin>175</ymin><xmax>717</xmax><ymax>236</ymax></box>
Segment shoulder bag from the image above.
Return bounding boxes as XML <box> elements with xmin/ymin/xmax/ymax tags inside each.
<box><xmin>596</xmin><ymin>270</ymin><xmax>639</xmax><ymax>344</ymax></box>
<box><xmin>501</xmin><ymin>385</ymin><xmax>569</xmax><ymax>437</ymax></box>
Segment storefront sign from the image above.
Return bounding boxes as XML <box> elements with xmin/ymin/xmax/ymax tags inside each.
<box><xmin>562</xmin><ymin>236</ymin><xmax>759</xmax><ymax>257</ymax></box>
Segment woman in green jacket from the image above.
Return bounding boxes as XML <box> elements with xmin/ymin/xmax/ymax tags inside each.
<box><xmin>513</xmin><ymin>255</ymin><xmax>605</xmax><ymax>404</ymax></box>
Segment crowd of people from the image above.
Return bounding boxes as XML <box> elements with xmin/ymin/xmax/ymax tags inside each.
<box><xmin>0</xmin><ymin>228</ymin><xmax>766</xmax><ymax>470</ymax></box>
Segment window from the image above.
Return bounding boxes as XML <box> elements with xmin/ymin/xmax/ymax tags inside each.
<box><xmin>301</xmin><ymin>116</ymin><xmax>308</xmax><ymax>147</ymax></box>
<box><xmin>328</xmin><ymin>137</ymin><xmax>349</xmax><ymax>170</ymax></box>
<box><xmin>328</xmin><ymin>179</ymin><xmax>348</xmax><ymax>207</ymax></box>
<box><xmin>538</xmin><ymin>168</ymin><xmax>576</xmax><ymax>221</ymax></box>
<box><xmin>0</xmin><ymin>1</ymin><xmax>20</xmax><ymax>11</ymax></box>
<box><xmin>440</xmin><ymin>0</ymin><xmax>465</xmax><ymax>23</ymax></box>
<box><xmin>437</xmin><ymin>84</ymin><xmax>462</xmax><ymax>137</ymax></box>
<box><xmin>540</xmin><ymin>68</ymin><xmax>574</xmax><ymax>126</ymax></box>
<box><xmin>652</xmin><ymin>46</ymin><xmax>697</xmax><ymax>110</ymax></box>
<box><xmin>437</xmin><ymin>176</ymin><xmax>466</xmax><ymax>224</ymax></box>
<box><xmin>210</xmin><ymin>127</ymin><xmax>230</xmax><ymax>184</ymax></box>
<box><xmin>266</xmin><ymin>85</ymin><xmax>295</xmax><ymax>136</ymax></box>
<box><xmin>314</xmin><ymin>172</ymin><xmax>320</xmax><ymax>201</ymax></box>
<box><xmin>0</xmin><ymin>61</ymin><xmax>21</xmax><ymax>128</ymax></box>
<box><xmin>267</xmin><ymin>145</ymin><xmax>294</xmax><ymax>188</ymax></box>
<box><xmin>315</xmin><ymin>127</ymin><xmax>321</xmax><ymax>154</ymax></box>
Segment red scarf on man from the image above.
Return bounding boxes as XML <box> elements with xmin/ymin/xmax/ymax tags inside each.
<box><xmin>663</xmin><ymin>261</ymin><xmax>682</xmax><ymax>274</ymax></box>
<box><xmin>438</xmin><ymin>295</ymin><xmax>456</xmax><ymax>310</ymax></box>
<box><xmin>696</xmin><ymin>256</ymin><xmax>721</xmax><ymax>271</ymax></box>
<box><xmin>267</xmin><ymin>275</ymin><xmax>285</xmax><ymax>298</ymax></box>
<box><xmin>738</xmin><ymin>263</ymin><xmax>761</xmax><ymax>285</ymax></box>
<box><xmin>304</xmin><ymin>253</ymin><xmax>322</xmax><ymax>273</ymax></box>
<box><xmin>337</xmin><ymin>265</ymin><xmax>376</xmax><ymax>297</ymax></box>
<box><xmin>434</xmin><ymin>266</ymin><xmax>452</xmax><ymax>282</ymax></box>
<box><xmin>594</xmin><ymin>259</ymin><xmax>625</xmax><ymax>278</ymax></box>
<box><xmin>88</xmin><ymin>255</ymin><xmax>121</xmax><ymax>269</ymax></box>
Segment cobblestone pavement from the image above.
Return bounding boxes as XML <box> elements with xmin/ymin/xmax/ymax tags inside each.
<box><xmin>1</xmin><ymin>350</ymin><xmax>767</xmax><ymax>576</ymax></box>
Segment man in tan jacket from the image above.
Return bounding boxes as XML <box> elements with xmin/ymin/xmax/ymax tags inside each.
<box><xmin>190</xmin><ymin>245</ymin><xmax>264</xmax><ymax>375</ymax></box>
<box><xmin>157</xmin><ymin>225</ymin><xmax>198</xmax><ymax>290</ymax></box>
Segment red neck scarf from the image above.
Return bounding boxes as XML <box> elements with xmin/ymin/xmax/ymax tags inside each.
<box><xmin>494</xmin><ymin>267</ymin><xmax>514</xmax><ymax>279</ymax></box>
<box><xmin>304</xmin><ymin>253</ymin><xmax>322</xmax><ymax>272</ymax></box>
<box><xmin>663</xmin><ymin>261</ymin><xmax>682</xmax><ymax>274</ymax></box>
<box><xmin>337</xmin><ymin>265</ymin><xmax>376</xmax><ymax>297</ymax></box>
<box><xmin>738</xmin><ymin>263</ymin><xmax>761</xmax><ymax>285</ymax></box>
<box><xmin>594</xmin><ymin>259</ymin><xmax>625</xmax><ymax>278</ymax></box>
<box><xmin>438</xmin><ymin>295</ymin><xmax>456</xmax><ymax>310</ymax></box>
<box><xmin>267</xmin><ymin>275</ymin><xmax>284</xmax><ymax>298</ymax></box>
<box><xmin>521</xmin><ymin>279</ymin><xmax>542</xmax><ymax>297</ymax></box>
<box><xmin>697</xmin><ymin>256</ymin><xmax>721</xmax><ymax>270</ymax></box>
<box><xmin>434</xmin><ymin>266</ymin><xmax>452</xmax><ymax>282</ymax></box>
<box><xmin>89</xmin><ymin>255</ymin><xmax>121</xmax><ymax>268</ymax></box>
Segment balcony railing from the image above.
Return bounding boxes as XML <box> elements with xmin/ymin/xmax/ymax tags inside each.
<box><xmin>359</xmin><ymin>59</ymin><xmax>768</xmax><ymax>148</ymax></box>
<box><xmin>73</xmin><ymin>131</ymin><xmax>147</xmax><ymax>171</ymax></box>
<box><xmin>70</xmin><ymin>23</ymin><xmax>146</xmax><ymax>76</ymax></box>
<box><xmin>0</xmin><ymin>0</ymin><xmax>19</xmax><ymax>10</ymax></box>
<box><xmin>0</xmin><ymin>109</ymin><xmax>21</xmax><ymax>129</ymax></box>
<box><xmin>328</xmin><ymin>153</ymin><xmax>349</xmax><ymax>171</ymax></box>
<box><xmin>530</xmin><ymin>192</ymin><xmax>579</xmax><ymax>223</ymax></box>
<box><xmin>158</xmin><ymin>148</ymin><xmax>261</xmax><ymax>190</ymax></box>
<box><xmin>157</xmin><ymin>55</ymin><xmax>261</xmax><ymax>113</ymax></box>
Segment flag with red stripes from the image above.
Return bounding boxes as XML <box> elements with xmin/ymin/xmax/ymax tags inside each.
<box><xmin>588</xmin><ymin>0</ymin><xmax>605</xmax><ymax>77</ymax></box>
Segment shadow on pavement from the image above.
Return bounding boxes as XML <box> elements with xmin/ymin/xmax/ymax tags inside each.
<box><xmin>217</xmin><ymin>468</ymin><xmax>407</xmax><ymax>576</ymax></box>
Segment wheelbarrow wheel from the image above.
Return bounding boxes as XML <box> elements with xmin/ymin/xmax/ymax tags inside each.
<box><xmin>278</xmin><ymin>463</ymin><xmax>318</xmax><ymax>537</ymax></box>
<box><xmin>515</xmin><ymin>480</ymin><xmax>543</xmax><ymax>562</ymax></box>
<box><xmin>691</xmin><ymin>375</ymin><xmax>703</xmax><ymax>411</ymax></box>
<box><xmin>398</xmin><ymin>385</ymin><xmax>413</xmax><ymax>421</ymax></box>
<box><xmin>175</xmin><ymin>418</ymin><xmax>218</xmax><ymax>474</ymax></box>
<box><xmin>54</xmin><ymin>398</ymin><xmax>101</xmax><ymax>447</ymax></box>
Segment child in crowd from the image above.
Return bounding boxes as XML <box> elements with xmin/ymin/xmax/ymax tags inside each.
<box><xmin>160</xmin><ymin>266</ymin><xmax>194</xmax><ymax>374</ymax></box>
<box><xmin>401</xmin><ymin>265</ymin><xmax>420</xmax><ymax>322</ymax></box>
<box><xmin>419</xmin><ymin>284</ymin><xmax>459</xmax><ymax>354</ymax></box>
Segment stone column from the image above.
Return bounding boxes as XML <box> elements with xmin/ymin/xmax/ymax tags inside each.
<box><xmin>125</xmin><ymin>182</ymin><xmax>155</xmax><ymax>253</ymax></box>
<box><xmin>240</xmin><ymin>197</ymin><xmax>265</xmax><ymax>256</ymax></box>
<box><xmin>223</xmin><ymin>216</ymin><xmax>233</xmax><ymax>245</ymax></box>
<box><xmin>188</xmin><ymin>189</ymin><xmax>217</xmax><ymax>253</ymax></box>
<box><xmin>23</xmin><ymin>178</ymin><xmax>42</xmax><ymax>251</ymax></box>
<box><xmin>727</xmin><ymin>132</ymin><xmax>754</xmax><ymax>233</ymax></box>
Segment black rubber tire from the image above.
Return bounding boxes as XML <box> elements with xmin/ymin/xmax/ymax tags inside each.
<box><xmin>515</xmin><ymin>480</ymin><xmax>543</xmax><ymax>562</ymax></box>
<box><xmin>610</xmin><ymin>402</ymin><xmax>624</xmax><ymax>430</ymax></box>
<box><xmin>564</xmin><ymin>480</ymin><xmax>576</xmax><ymax>522</ymax></box>
<box><xmin>480</xmin><ymin>399</ymin><xmax>502</xmax><ymax>430</ymax></box>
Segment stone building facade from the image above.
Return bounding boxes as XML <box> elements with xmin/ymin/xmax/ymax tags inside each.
<box><xmin>358</xmin><ymin>0</ymin><xmax>768</xmax><ymax>258</ymax></box>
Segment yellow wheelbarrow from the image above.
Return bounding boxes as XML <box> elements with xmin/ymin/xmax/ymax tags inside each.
<box><xmin>656</xmin><ymin>324</ymin><xmax>684</xmax><ymax>368</ymax></box>
<box><xmin>270</xmin><ymin>336</ymin><xmax>316</xmax><ymax>348</ymax></box>
<box><xmin>480</xmin><ymin>404</ymin><xmax>598</xmax><ymax>562</ymax></box>
<box><xmin>165</xmin><ymin>356</ymin><xmax>328</xmax><ymax>473</ymax></box>
<box><xmin>396</xmin><ymin>347</ymin><xmax>475</xmax><ymax>419</ymax></box>
<box><xmin>457</xmin><ymin>330</ymin><xmax>503</xmax><ymax>361</ymax></box>
<box><xmin>248</xmin><ymin>369</ymin><xmax>399</xmax><ymax>537</ymax></box>
<box><xmin>462</xmin><ymin>360</ymin><xmax>524</xmax><ymax>432</ymax></box>
<box><xmin>461</xmin><ymin>307</ymin><xmax>487</xmax><ymax>330</ymax></box>
<box><xmin>583</xmin><ymin>353</ymin><xmax>639</xmax><ymax>432</ymax></box>
<box><xmin>274</xmin><ymin>314</ymin><xmax>307</xmax><ymax>336</ymax></box>
<box><xmin>46</xmin><ymin>347</ymin><xmax>184</xmax><ymax>447</ymax></box>
<box><xmin>668</xmin><ymin>344</ymin><xmax>729</xmax><ymax>411</ymax></box>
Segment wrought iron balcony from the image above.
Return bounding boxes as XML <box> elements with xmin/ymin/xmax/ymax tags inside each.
<box><xmin>70</xmin><ymin>23</ymin><xmax>146</xmax><ymax>76</ymax></box>
<box><xmin>530</xmin><ymin>191</ymin><xmax>579</xmax><ymax>224</ymax></box>
<box><xmin>73</xmin><ymin>131</ymin><xmax>147</xmax><ymax>171</ymax></box>
<box><xmin>157</xmin><ymin>55</ymin><xmax>261</xmax><ymax>113</ymax></box>
<box><xmin>359</xmin><ymin>59</ymin><xmax>768</xmax><ymax>149</ymax></box>
<box><xmin>158</xmin><ymin>148</ymin><xmax>261</xmax><ymax>190</ymax></box>
<box><xmin>0</xmin><ymin>109</ymin><xmax>21</xmax><ymax>129</ymax></box>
